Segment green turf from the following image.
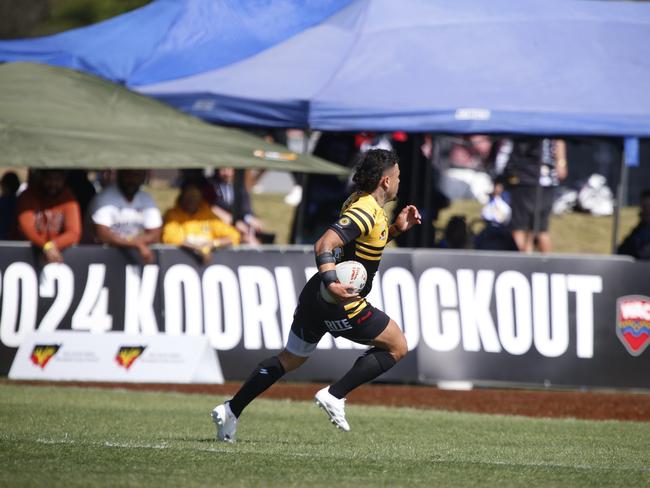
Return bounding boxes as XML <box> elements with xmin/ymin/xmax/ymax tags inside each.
<box><xmin>0</xmin><ymin>384</ymin><xmax>648</xmax><ymax>487</ymax></box>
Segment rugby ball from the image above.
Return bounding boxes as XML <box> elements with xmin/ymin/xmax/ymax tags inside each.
<box><xmin>319</xmin><ymin>260</ymin><xmax>367</xmax><ymax>304</ymax></box>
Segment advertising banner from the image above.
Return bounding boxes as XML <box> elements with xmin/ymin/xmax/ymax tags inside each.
<box><xmin>9</xmin><ymin>331</ymin><xmax>223</xmax><ymax>383</ymax></box>
<box><xmin>411</xmin><ymin>250</ymin><xmax>650</xmax><ymax>388</ymax></box>
<box><xmin>0</xmin><ymin>244</ymin><xmax>648</xmax><ymax>388</ymax></box>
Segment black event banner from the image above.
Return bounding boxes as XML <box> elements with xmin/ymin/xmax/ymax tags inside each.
<box><xmin>411</xmin><ymin>250</ymin><xmax>650</xmax><ymax>388</ymax></box>
<box><xmin>0</xmin><ymin>244</ymin><xmax>648</xmax><ymax>388</ymax></box>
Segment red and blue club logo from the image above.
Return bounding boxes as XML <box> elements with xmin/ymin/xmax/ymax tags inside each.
<box><xmin>616</xmin><ymin>295</ymin><xmax>650</xmax><ymax>356</ymax></box>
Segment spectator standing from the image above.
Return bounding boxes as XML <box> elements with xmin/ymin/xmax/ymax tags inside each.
<box><xmin>494</xmin><ymin>138</ymin><xmax>568</xmax><ymax>253</ymax></box>
<box><xmin>0</xmin><ymin>171</ymin><xmax>20</xmax><ymax>240</ymax></box>
<box><xmin>618</xmin><ymin>189</ymin><xmax>650</xmax><ymax>260</ymax></box>
<box><xmin>439</xmin><ymin>135</ymin><xmax>494</xmax><ymax>203</ymax></box>
<box><xmin>89</xmin><ymin>169</ymin><xmax>162</xmax><ymax>264</ymax></box>
<box><xmin>163</xmin><ymin>181</ymin><xmax>241</xmax><ymax>264</ymax></box>
<box><xmin>15</xmin><ymin>169</ymin><xmax>81</xmax><ymax>262</ymax></box>
<box><xmin>474</xmin><ymin>181</ymin><xmax>519</xmax><ymax>251</ymax></box>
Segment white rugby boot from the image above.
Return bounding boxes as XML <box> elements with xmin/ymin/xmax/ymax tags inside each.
<box><xmin>315</xmin><ymin>387</ymin><xmax>350</xmax><ymax>432</ymax></box>
<box><xmin>211</xmin><ymin>402</ymin><xmax>238</xmax><ymax>443</ymax></box>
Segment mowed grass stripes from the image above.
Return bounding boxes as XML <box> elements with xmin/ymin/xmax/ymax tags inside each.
<box><xmin>0</xmin><ymin>384</ymin><xmax>648</xmax><ymax>487</ymax></box>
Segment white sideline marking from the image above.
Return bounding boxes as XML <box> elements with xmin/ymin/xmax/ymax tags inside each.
<box><xmin>2</xmin><ymin>435</ymin><xmax>647</xmax><ymax>473</ymax></box>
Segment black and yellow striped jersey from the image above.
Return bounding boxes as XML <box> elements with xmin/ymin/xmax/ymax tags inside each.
<box><xmin>329</xmin><ymin>191</ymin><xmax>389</xmax><ymax>318</ymax></box>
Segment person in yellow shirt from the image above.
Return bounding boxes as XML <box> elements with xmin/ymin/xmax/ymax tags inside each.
<box><xmin>163</xmin><ymin>180</ymin><xmax>240</xmax><ymax>264</ymax></box>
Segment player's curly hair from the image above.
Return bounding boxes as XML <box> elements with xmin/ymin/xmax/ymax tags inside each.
<box><xmin>351</xmin><ymin>149</ymin><xmax>399</xmax><ymax>193</ymax></box>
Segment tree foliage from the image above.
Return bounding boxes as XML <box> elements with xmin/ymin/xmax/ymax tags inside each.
<box><xmin>0</xmin><ymin>0</ymin><xmax>151</xmax><ymax>39</ymax></box>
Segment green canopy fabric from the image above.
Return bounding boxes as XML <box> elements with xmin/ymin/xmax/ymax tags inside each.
<box><xmin>0</xmin><ymin>62</ymin><xmax>346</xmax><ymax>174</ymax></box>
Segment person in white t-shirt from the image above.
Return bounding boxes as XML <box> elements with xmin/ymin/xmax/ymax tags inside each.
<box><xmin>90</xmin><ymin>169</ymin><xmax>162</xmax><ymax>263</ymax></box>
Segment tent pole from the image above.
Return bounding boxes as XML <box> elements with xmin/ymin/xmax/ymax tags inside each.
<box><xmin>611</xmin><ymin>143</ymin><xmax>627</xmax><ymax>254</ymax></box>
<box><xmin>532</xmin><ymin>178</ymin><xmax>542</xmax><ymax>254</ymax></box>
<box><xmin>407</xmin><ymin>134</ymin><xmax>420</xmax><ymax>247</ymax></box>
<box><xmin>293</xmin><ymin>129</ymin><xmax>311</xmax><ymax>244</ymax></box>
<box><xmin>233</xmin><ymin>168</ymin><xmax>245</xmax><ymax>224</ymax></box>
<box><xmin>421</xmin><ymin>134</ymin><xmax>436</xmax><ymax>247</ymax></box>
<box><xmin>294</xmin><ymin>173</ymin><xmax>308</xmax><ymax>243</ymax></box>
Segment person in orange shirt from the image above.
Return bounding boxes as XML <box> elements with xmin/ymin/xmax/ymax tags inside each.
<box><xmin>16</xmin><ymin>169</ymin><xmax>81</xmax><ymax>263</ymax></box>
<box><xmin>163</xmin><ymin>180</ymin><xmax>240</xmax><ymax>264</ymax></box>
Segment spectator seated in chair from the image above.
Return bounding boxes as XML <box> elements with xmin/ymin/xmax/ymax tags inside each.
<box><xmin>89</xmin><ymin>169</ymin><xmax>162</xmax><ymax>264</ymax></box>
<box><xmin>15</xmin><ymin>169</ymin><xmax>81</xmax><ymax>263</ymax></box>
<box><xmin>163</xmin><ymin>180</ymin><xmax>241</xmax><ymax>264</ymax></box>
<box><xmin>437</xmin><ymin>215</ymin><xmax>470</xmax><ymax>249</ymax></box>
<box><xmin>474</xmin><ymin>182</ymin><xmax>519</xmax><ymax>251</ymax></box>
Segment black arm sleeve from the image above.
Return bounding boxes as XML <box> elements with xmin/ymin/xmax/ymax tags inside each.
<box><xmin>330</xmin><ymin>214</ymin><xmax>362</xmax><ymax>245</ymax></box>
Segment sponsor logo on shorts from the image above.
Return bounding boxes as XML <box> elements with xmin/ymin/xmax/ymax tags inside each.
<box><xmin>116</xmin><ymin>346</ymin><xmax>146</xmax><ymax>370</ymax></box>
<box><xmin>324</xmin><ymin>318</ymin><xmax>353</xmax><ymax>332</ymax></box>
<box><xmin>356</xmin><ymin>311</ymin><xmax>373</xmax><ymax>325</ymax></box>
<box><xmin>616</xmin><ymin>295</ymin><xmax>650</xmax><ymax>356</ymax></box>
<box><xmin>30</xmin><ymin>344</ymin><xmax>61</xmax><ymax>369</ymax></box>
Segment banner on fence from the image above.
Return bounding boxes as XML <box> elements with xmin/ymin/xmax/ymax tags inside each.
<box><xmin>9</xmin><ymin>330</ymin><xmax>223</xmax><ymax>383</ymax></box>
<box><xmin>0</xmin><ymin>244</ymin><xmax>648</xmax><ymax>388</ymax></box>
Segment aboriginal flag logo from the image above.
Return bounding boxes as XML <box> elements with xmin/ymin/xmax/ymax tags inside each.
<box><xmin>30</xmin><ymin>344</ymin><xmax>61</xmax><ymax>369</ymax></box>
<box><xmin>338</xmin><ymin>217</ymin><xmax>351</xmax><ymax>227</ymax></box>
<box><xmin>116</xmin><ymin>346</ymin><xmax>146</xmax><ymax>370</ymax></box>
<box><xmin>616</xmin><ymin>295</ymin><xmax>650</xmax><ymax>357</ymax></box>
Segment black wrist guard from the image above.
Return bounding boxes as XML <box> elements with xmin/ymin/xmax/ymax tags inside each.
<box><xmin>316</xmin><ymin>251</ymin><xmax>335</xmax><ymax>267</ymax></box>
<box><xmin>320</xmin><ymin>269</ymin><xmax>338</xmax><ymax>287</ymax></box>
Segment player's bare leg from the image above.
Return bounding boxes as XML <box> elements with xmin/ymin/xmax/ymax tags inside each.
<box><xmin>368</xmin><ymin>319</ymin><xmax>408</xmax><ymax>362</ymax></box>
<box><xmin>277</xmin><ymin>349</ymin><xmax>309</xmax><ymax>373</ymax></box>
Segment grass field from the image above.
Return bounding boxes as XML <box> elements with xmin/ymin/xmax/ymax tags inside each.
<box><xmin>1</xmin><ymin>384</ymin><xmax>648</xmax><ymax>487</ymax></box>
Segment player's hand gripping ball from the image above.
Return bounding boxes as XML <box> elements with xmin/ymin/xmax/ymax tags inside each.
<box><xmin>320</xmin><ymin>260</ymin><xmax>367</xmax><ymax>304</ymax></box>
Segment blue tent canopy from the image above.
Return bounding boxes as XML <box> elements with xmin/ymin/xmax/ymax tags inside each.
<box><xmin>0</xmin><ymin>0</ymin><xmax>352</xmax><ymax>85</ymax></box>
<box><xmin>140</xmin><ymin>0</ymin><xmax>650</xmax><ymax>136</ymax></box>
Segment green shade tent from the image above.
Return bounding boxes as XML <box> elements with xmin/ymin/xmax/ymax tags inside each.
<box><xmin>0</xmin><ymin>62</ymin><xmax>346</xmax><ymax>174</ymax></box>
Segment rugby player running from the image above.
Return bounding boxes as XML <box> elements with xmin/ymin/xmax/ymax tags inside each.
<box><xmin>212</xmin><ymin>149</ymin><xmax>421</xmax><ymax>441</ymax></box>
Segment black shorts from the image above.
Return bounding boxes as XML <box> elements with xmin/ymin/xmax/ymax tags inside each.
<box><xmin>286</xmin><ymin>273</ymin><xmax>390</xmax><ymax>356</ymax></box>
<box><xmin>509</xmin><ymin>185</ymin><xmax>555</xmax><ymax>232</ymax></box>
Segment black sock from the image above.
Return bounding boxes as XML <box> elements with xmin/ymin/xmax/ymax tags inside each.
<box><xmin>228</xmin><ymin>356</ymin><xmax>285</xmax><ymax>418</ymax></box>
<box><xmin>328</xmin><ymin>348</ymin><xmax>397</xmax><ymax>399</ymax></box>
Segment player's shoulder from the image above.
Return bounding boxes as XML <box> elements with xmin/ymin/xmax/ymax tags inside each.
<box><xmin>343</xmin><ymin>192</ymin><xmax>380</xmax><ymax>215</ymax></box>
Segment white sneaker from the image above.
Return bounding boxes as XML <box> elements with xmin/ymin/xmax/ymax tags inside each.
<box><xmin>211</xmin><ymin>402</ymin><xmax>238</xmax><ymax>443</ymax></box>
<box><xmin>315</xmin><ymin>387</ymin><xmax>350</xmax><ymax>432</ymax></box>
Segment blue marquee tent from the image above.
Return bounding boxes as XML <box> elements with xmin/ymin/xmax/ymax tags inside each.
<box><xmin>139</xmin><ymin>0</ymin><xmax>650</xmax><ymax>136</ymax></box>
<box><xmin>0</xmin><ymin>0</ymin><xmax>352</xmax><ymax>85</ymax></box>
